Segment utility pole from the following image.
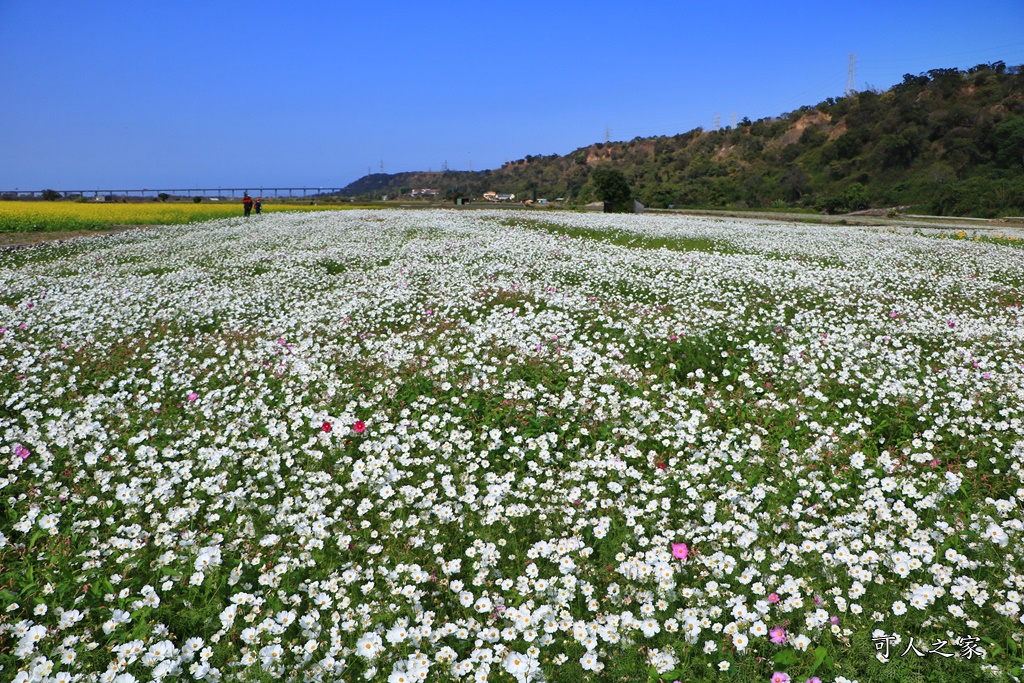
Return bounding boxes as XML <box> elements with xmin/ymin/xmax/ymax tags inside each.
<box><xmin>846</xmin><ymin>54</ymin><xmax>857</xmax><ymax>96</ymax></box>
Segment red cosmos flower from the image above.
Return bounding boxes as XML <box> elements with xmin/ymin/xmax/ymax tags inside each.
<box><xmin>353</xmin><ymin>420</ymin><xmax>366</xmax><ymax>434</ymax></box>
<box><xmin>321</xmin><ymin>421</ymin><xmax>332</xmax><ymax>433</ymax></box>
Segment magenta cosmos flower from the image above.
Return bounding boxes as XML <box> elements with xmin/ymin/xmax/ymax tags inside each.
<box><xmin>671</xmin><ymin>543</ymin><xmax>689</xmax><ymax>561</ymax></box>
<box><xmin>353</xmin><ymin>421</ymin><xmax>366</xmax><ymax>434</ymax></box>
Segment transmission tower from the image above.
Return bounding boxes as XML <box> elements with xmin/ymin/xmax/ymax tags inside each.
<box><xmin>730</xmin><ymin>112</ymin><xmax>737</xmax><ymax>128</ymax></box>
<box><xmin>713</xmin><ymin>113</ymin><xmax>721</xmax><ymax>131</ymax></box>
<box><xmin>605</xmin><ymin>126</ymin><xmax>611</xmax><ymax>143</ymax></box>
<box><xmin>846</xmin><ymin>54</ymin><xmax>857</xmax><ymax>96</ymax></box>
<box><xmin>380</xmin><ymin>160</ymin><xmax>384</xmax><ymax>173</ymax></box>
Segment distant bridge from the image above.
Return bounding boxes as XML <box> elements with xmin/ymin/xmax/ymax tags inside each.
<box><xmin>0</xmin><ymin>187</ymin><xmax>348</xmax><ymax>199</ymax></box>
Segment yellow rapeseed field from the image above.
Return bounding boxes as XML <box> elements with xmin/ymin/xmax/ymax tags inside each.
<box><xmin>0</xmin><ymin>200</ymin><xmax>354</xmax><ymax>233</ymax></box>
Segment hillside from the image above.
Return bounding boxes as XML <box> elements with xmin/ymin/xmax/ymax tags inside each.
<box><xmin>341</xmin><ymin>62</ymin><xmax>1024</xmax><ymax>216</ymax></box>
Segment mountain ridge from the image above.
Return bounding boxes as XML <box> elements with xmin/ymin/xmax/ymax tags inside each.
<box><xmin>341</xmin><ymin>62</ymin><xmax>1024</xmax><ymax>217</ymax></box>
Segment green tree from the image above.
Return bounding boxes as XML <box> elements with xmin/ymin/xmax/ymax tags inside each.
<box><xmin>841</xmin><ymin>182</ymin><xmax>870</xmax><ymax>211</ymax></box>
<box><xmin>41</xmin><ymin>189</ymin><xmax>61</xmax><ymax>201</ymax></box>
<box><xmin>589</xmin><ymin>168</ymin><xmax>633</xmax><ymax>212</ymax></box>
<box><xmin>994</xmin><ymin>118</ymin><xmax>1024</xmax><ymax>168</ymax></box>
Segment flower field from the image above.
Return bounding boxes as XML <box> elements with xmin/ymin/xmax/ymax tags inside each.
<box><xmin>0</xmin><ymin>202</ymin><xmax>352</xmax><ymax>234</ymax></box>
<box><xmin>1</xmin><ymin>209</ymin><xmax>1023</xmax><ymax>683</ymax></box>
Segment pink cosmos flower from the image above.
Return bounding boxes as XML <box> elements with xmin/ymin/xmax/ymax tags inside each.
<box><xmin>353</xmin><ymin>421</ymin><xmax>366</xmax><ymax>434</ymax></box>
<box><xmin>768</xmin><ymin>593</ymin><xmax>780</xmax><ymax>604</ymax></box>
<box><xmin>671</xmin><ymin>543</ymin><xmax>689</xmax><ymax>561</ymax></box>
<box><xmin>769</xmin><ymin>627</ymin><xmax>787</xmax><ymax>644</ymax></box>
<box><xmin>187</xmin><ymin>392</ymin><xmax>198</xmax><ymax>402</ymax></box>
<box><xmin>14</xmin><ymin>444</ymin><xmax>30</xmax><ymax>460</ymax></box>
<box><xmin>770</xmin><ymin>673</ymin><xmax>791</xmax><ymax>683</ymax></box>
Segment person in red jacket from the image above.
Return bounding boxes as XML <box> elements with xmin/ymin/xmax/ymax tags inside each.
<box><xmin>243</xmin><ymin>193</ymin><xmax>253</xmax><ymax>217</ymax></box>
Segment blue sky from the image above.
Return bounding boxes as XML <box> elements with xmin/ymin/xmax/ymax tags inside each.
<box><xmin>2</xmin><ymin>0</ymin><xmax>1023</xmax><ymax>192</ymax></box>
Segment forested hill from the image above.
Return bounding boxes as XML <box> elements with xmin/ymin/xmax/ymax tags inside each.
<box><xmin>342</xmin><ymin>62</ymin><xmax>1024</xmax><ymax>216</ymax></box>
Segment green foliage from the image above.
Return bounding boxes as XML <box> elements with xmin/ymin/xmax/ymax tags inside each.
<box><xmin>339</xmin><ymin>62</ymin><xmax>1024</xmax><ymax>216</ymax></box>
<box><xmin>588</xmin><ymin>168</ymin><xmax>633</xmax><ymax>212</ymax></box>
<box><xmin>41</xmin><ymin>189</ymin><xmax>62</xmax><ymax>201</ymax></box>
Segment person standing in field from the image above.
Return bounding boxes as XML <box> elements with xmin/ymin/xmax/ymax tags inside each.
<box><xmin>254</xmin><ymin>197</ymin><xmax>262</xmax><ymax>215</ymax></box>
<box><xmin>243</xmin><ymin>193</ymin><xmax>253</xmax><ymax>217</ymax></box>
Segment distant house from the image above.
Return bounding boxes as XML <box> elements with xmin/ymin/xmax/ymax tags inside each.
<box><xmin>483</xmin><ymin>191</ymin><xmax>515</xmax><ymax>202</ymax></box>
<box><xmin>411</xmin><ymin>188</ymin><xmax>441</xmax><ymax>198</ymax></box>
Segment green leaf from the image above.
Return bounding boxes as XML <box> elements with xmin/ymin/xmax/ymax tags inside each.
<box><xmin>646</xmin><ymin>664</ymin><xmax>659</xmax><ymax>683</ymax></box>
<box><xmin>810</xmin><ymin>645</ymin><xmax>828</xmax><ymax>673</ymax></box>
<box><xmin>773</xmin><ymin>649</ymin><xmax>800</xmax><ymax>666</ymax></box>
<box><xmin>981</xmin><ymin>636</ymin><xmax>1005</xmax><ymax>657</ymax></box>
